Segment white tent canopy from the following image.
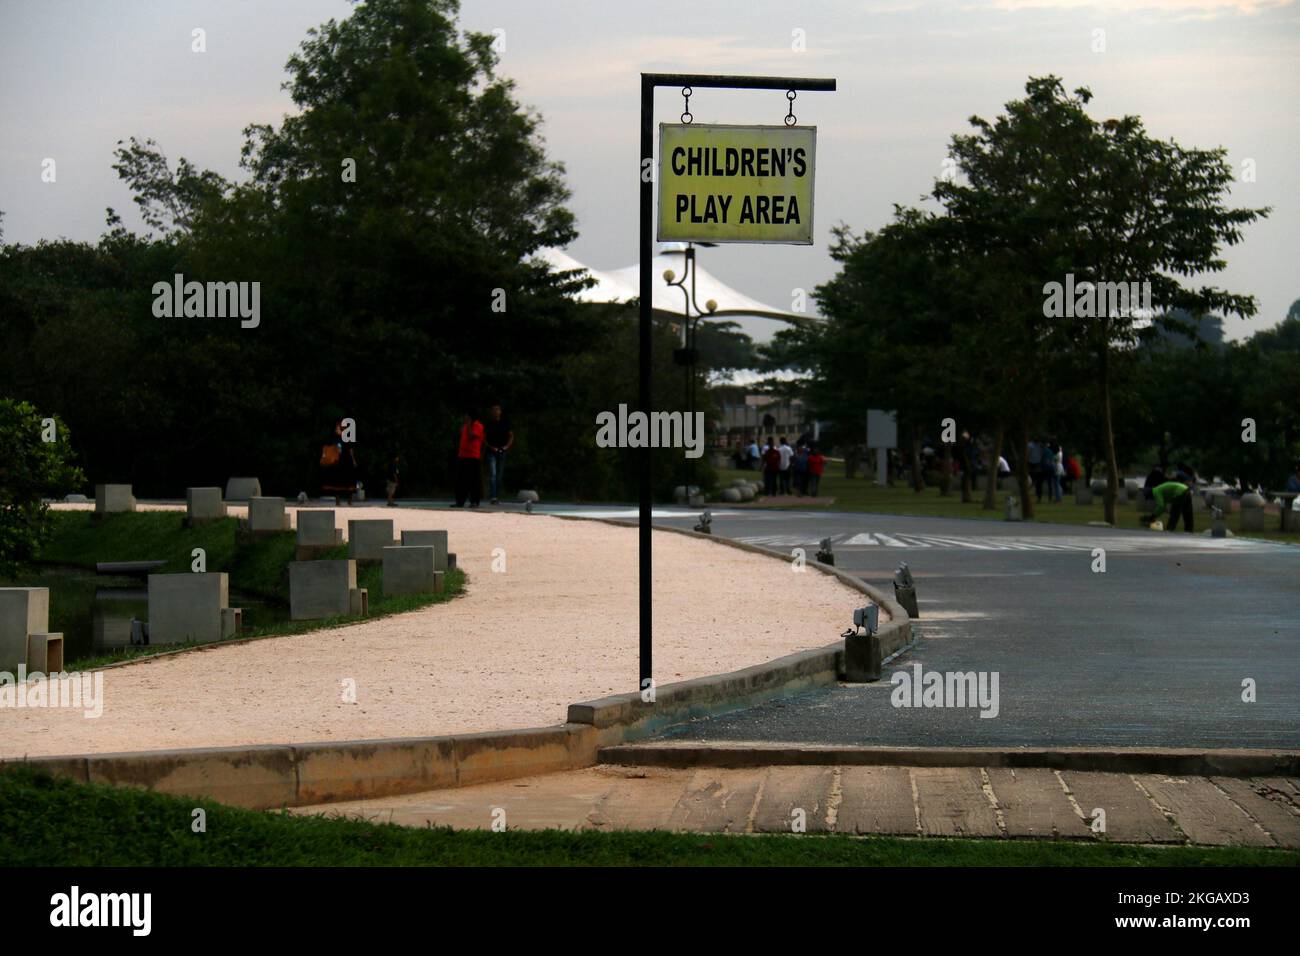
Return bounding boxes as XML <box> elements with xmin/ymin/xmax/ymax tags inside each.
<box><xmin>536</xmin><ymin>244</ymin><xmax>814</xmax><ymax>344</ymax></box>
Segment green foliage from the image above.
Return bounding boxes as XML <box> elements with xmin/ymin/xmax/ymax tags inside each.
<box><xmin>0</xmin><ymin>399</ymin><xmax>84</xmax><ymax>575</ymax></box>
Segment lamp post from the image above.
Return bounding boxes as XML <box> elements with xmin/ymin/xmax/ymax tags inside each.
<box><xmin>663</xmin><ymin>243</ymin><xmax>718</xmax><ymax>501</ymax></box>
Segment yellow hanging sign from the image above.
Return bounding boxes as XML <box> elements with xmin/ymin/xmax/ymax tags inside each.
<box><xmin>657</xmin><ymin>123</ymin><xmax>816</xmax><ymax>245</ymax></box>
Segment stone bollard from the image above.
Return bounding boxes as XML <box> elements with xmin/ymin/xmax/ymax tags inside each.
<box><xmin>1211</xmin><ymin>507</ymin><xmax>1227</xmax><ymax>538</ymax></box>
<box><xmin>95</xmin><ymin>484</ymin><xmax>136</xmax><ymax>514</ymax></box>
<box><xmin>721</xmin><ymin>487</ymin><xmax>742</xmax><ymax>503</ymax></box>
<box><xmin>147</xmin><ymin>572</ymin><xmax>238</xmax><ymax>644</ymax></box>
<box><xmin>1239</xmin><ymin>492</ymin><xmax>1265</xmax><ymax>532</ymax></box>
<box><xmin>893</xmin><ymin>563</ymin><xmax>918</xmax><ymax>619</ymax></box>
<box><xmin>401</xmin><ymin>530</ymin><xmax>450</xmax><ymax>571</ymax></box>
<box><xmin>186</xmin><ymin>487</ymin><xmax>226</xmax><ymax>522</ymax></box>
<box><xmin>248</xmin><ymin>496</ymin><xmax>290</xmax><ymax>532</ymax></box>
<box><xmin>382</xmin><ymin>546</ymin><xmax>444</xmax><ymax>596</ymax></box>
<box><xmin>0</xmin><ymin>587</ymin><xmax>54</xmax><ymax>673</ymax></box>
<box><xmin>1004</xmin><ymin>496</ymin><xmax>1021</xmax><ymax>521</ymax></box>
<box><xmin>517</xmin><ymin>489</ymin><xmax>540</xmax><ymax>504</ymax></box>
<box><xmin>1075</xmin><ymin>483</ymin><xmax>1093</xmax><ymax>506</ymax></box>
<box><xmin>289</xmin><ymin>559</ymin><xmax>358</xmax><ymax>620</ymax></box>
<box><xmin>816</xmin><ymin>537</ymin><xmax>834</xmax><ymax>566</ymax></box>
<box><xmin>347</xmin><ymin>519</ymin><xmax>396</xmax><ymax>562</ymax></box>
<box><xmin>224</xmin><ymin>477</ymin><xmax>262</xmax><ymax>502</ymax></box>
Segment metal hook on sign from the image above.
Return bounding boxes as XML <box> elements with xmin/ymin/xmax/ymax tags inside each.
<box><xmin>681</xmin><ymin>86</ymin><xmax>693</xmax><ymax>124</ymax></box>
<box><xmin>785</xmin><ymin>89</ymin><xmax>797</xmax><ymax>126</ymax></box>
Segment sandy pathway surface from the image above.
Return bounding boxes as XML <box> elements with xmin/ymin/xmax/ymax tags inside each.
<box><xmin>0</xmin><ymin>504</ymin><xmax>869</xmax><ymax>757</ymax></box>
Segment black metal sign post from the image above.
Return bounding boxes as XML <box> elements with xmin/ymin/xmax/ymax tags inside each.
<box><xmin>638</xmin><ymin>73</ymin><xmax>836</xmax><ymax>692</ymax></box>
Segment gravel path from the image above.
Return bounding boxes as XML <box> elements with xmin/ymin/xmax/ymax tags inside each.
<box><xmin>0</xmin><ymin>505</ymin><xmax>867</xmax><ymax>757</ymax></box>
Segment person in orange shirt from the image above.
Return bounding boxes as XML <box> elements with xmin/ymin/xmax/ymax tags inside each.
<box><xmin>454</xmin><ymin>409</ymin><xmax>485</xmax><ymax>508</ymax></box>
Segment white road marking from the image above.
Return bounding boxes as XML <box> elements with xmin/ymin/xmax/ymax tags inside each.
<box><xmin>736</xmin><ymin>531</ymin><xmax>1289</xmax><ymax>553</ymax></box>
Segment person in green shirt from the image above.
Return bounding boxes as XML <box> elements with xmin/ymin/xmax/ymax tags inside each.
<box><xmin>1148</xmin><ymin>480</ymin><xmax>1194</xmax><ymax>532</ymax></box>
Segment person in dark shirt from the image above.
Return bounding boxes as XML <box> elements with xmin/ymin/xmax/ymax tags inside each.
<box><xmin>385</xmin><ymin>454</ymin><xmax>401</xmax><ymax>507</ymax></box>
<box><xmin>483</xmin><ymin>403</ymin><xmax>513</xmax><ymax>506</ymax></box>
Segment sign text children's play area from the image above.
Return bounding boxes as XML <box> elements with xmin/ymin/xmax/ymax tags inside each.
<box><xmin>657</xmin><ymin>124</ymin><xmax>816</xmax><ymax>244</ymax></box>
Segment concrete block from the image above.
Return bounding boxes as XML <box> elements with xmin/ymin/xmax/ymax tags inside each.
<box><xmin>1212</xmin><ymin>493</ymin><xmax>1233</xmax><ymax>513</ymax></box>
<box><xmin>721</xmin><ymin>487</ymin><xmax>742</xmax><ymax>502</ymax></box>
<box><xmin>298</xmin><ymin>510</ymin><xmax>342</xmax><ymax>547</ymax></box>
<box><xmin>1240</xmin><ymin>493</ymin><xmax>1266</xmax><ymax>532</ymax></box>
<box><xmin>147</xmin><ymin>572</ymin><xmax>230</xmax><ymax>643</ymax></box>
<box><xmin>94</xmin><ymin>484</ymin><xmax>135</xmax><ymax>514</ymax></box>
<box><xmin>224</xmin><ymin>477</ymin><xmax>262</xmax><ymax>501</ymax></box>
<box><xmin>400</xmin><ymin>530</ymin><xmax>449</xmax><ymax>572</ymax></box>
<box><xmin>1283</xmin><ymin>507</ymin><xmax>1300</xmax><ymax>533</ymax></box>
<box><xmin>1074</xmin><ymin>484</ymin><xmax>1092</xmax><ymax>505</ymax></box>
<box><xmin>289</xmin><ymin>560</ymin><xmax>357</xmax><ymax>620</ymax></box>
<box><xmin>349</xmin><ymin>588</ymin><xmax>368</xmax><ymax>616</ymax></box>
<box><xmin>347</xmin><ymin>519</ymin><xmax>395</xmax><ymax>561</ymax></box>
<box><xmin>517</xmin><ymin>490</ymin><xmax>540</xmax><ymax>503</ymax></box>
<box><xmin>0</xmin><ymin>587</ymin><xmax>50</xmax><ymax>673</ymax></box>
<box><xmin>186</xmin><ymin>487</ymin><xmax>226</xmax><ymax>522</ymax></box>
<box><xmin>26</xmin><ymin>633</ymin><xmax>63</xmax><ymax>673</ymax></box>
<box><xmin>63</xmin><ymin>493</ymin><xmax>89</xmax><ymax>503</ymax></box>
<box><xmin>221</xmin><ymin>607</ymin><xmax>242</xmax><ymax>639</ymax></box>
<box><xmin>248</xmin><ymin>496</ymin><xmax>289</xmax><ymax>532</ymax></box>
<box><xmin>383</xmin><ymin>546</ymin><xmax>443</xmax><ymax>595</ymax></box>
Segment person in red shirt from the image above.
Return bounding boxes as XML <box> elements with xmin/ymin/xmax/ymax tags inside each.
<box><xmin>807</xmin><ymin>445</ymin><xmax>827</xmax><ymax>497</ymax></box>
<box><xmin>455</xmin><ymin>409</ymin><xmax>485</xmax><ymax>508</ymax></box>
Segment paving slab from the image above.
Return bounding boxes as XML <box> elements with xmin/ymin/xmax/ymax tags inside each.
<box><xmin>666</xmin><ymin>769</ymin><xmax>763</xmax><ymax>834</ymax></box>
<box><xmin>1140</xmin><ymin>775</ymin><xmax>1274</xmax><ymax>847</ymax></box>
<box><xmin>1062</xmin><ymin>772</ymin><xmax>1181</xmax><ymax>843</ymax></box>
<box><xmin>1211</xmin><ymin>777</ymin><xmax>1300</xmax><ymax>849</ymax></box>
<box><xmin>584</xmin><ymin>770</ymin><xmax>690</xmax><ymax>832</ymax></box>
<box><xmin>912</xmin><ymin>767</ymin><xmax>1000</xmax><ymax>838</ymax></box>
<box><xmin>987</xmin><ymin>767</ymin><xmax>1091</xmax><ymax>840</ymax></box>
<box><xmin>835</xmin><ymin>766</ymin><xmax>917</xmax><ymax>836</ymax></box>
<box><xmin>751</xmin><ymin>767</ymin><xmax>836</xmax><ymax>834</ymax></box>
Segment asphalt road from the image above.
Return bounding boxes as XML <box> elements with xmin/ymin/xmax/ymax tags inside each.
<box><xmin>639</xmin><ymin>506</ymin><xmax>1300</xmax><ymax>749</ymax></box>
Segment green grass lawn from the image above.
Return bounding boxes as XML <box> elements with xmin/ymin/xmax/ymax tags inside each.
<box><xmin>4</xmin><ymin>511</ymin><xmax>465</xmax><ymax>668</ymax></box>
<box><xmin>718</xmin><ymin>467</ymin><xmax>1300</xmax><ymax>544</ymax></box>
<box><xmin>0</xmin><ymin>767</ymin><xmax>1293</xmax><ymax>867</ymax></box>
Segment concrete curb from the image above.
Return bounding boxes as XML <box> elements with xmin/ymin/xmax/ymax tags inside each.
<box><xmin>551</xmin><ymin>513</ymin><xmax>915</xmax><ymax>680</ymax></box>
<box><xmin>595</xmin><ymin>743</ymin><xmax>1300</xmax><ymax>777</ymax></box>
<box><xmin>2</xmin><ymin>513</ymin><xmax>902</xmax><ymax>809</ymax></box>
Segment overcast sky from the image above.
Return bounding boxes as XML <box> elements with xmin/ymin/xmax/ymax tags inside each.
<box><xmin>2</xmin><ymin>0</ymin><xmax>1296</xmax><ymax>339</ymax></box>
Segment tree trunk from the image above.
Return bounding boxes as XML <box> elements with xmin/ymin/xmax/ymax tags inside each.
<box><xmin>1100</xmin><ymin>335</ymin><xmax>1120</xmax><ymax>525</ymax></box>
<box><xmin>982</xmin><ymin>425</ymin><xmax>1003</xmax><ymax>511</ymax></box>
<box><xmin>911</xmin><ymin>426</ymin><xmax>923</xmax><ymax>493</ymax></box>
<box><xmin>1015</xmin><ymin>420</ymin><xmax>1035</xmax><ymax>520</ymax></box>
<box><xmin>959</xmin><ymin>433</ymin><xmax>972</xmax><ymax>503</ymax></box>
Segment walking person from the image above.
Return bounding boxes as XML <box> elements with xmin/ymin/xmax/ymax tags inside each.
<box><xmin>385</xmin><ymin>453</ymin><xmax>401</xmax><ymax>507</ymax></box>
<box><xmin>1028</xmin><ymin>439</ymin><xmax>1045</xmax><ymax>502</ymax></box>
<box><xmin>777</xmin><ymin>436</ymin><xmax>794</xmax><ymax>495</ymax></box>
<box><xmin>483</xmin><ymin>403</ymin><xmax>513</xmax><ymax>506</ymax></box>
<box><xmin>454</xmin><ymin>409</ymin><xmax>485</xmax><ymax>508</ymax></box>
<box><xmin>762</xmin><ymin>436</ymin><xmax>780</xmax><ymax>497</ymax></box>
<box><xmin>321</xmin><ymin>419</ymin><xmax>358</xmax><ymax>506</ymax></box>
<box><xmin>792</xmin><ymin>443</ymin><xmax>810</xmax><ymax>496</ymax></box>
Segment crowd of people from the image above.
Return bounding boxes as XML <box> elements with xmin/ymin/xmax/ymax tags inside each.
<box><xmin>736</xmin><ymin>434</ymin><xmax>827</xmax><ymax>498</ymax></box>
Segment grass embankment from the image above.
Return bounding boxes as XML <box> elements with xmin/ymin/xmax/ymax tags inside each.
<box><xmin>0</xmin><ymin>767</ymin><xmax>1292</xmax><ymax>867</ymax></box>
<box><xmin>7</xmin><ymin>511</ymin><xmax>464</xmax><ymax>668</ymax></box>
<box><xmin>718</xmin><ymin>467</ymin><xmax>1300</xmax><ymax>543</ymax></box>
